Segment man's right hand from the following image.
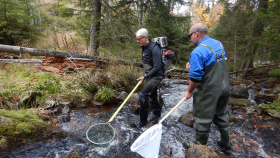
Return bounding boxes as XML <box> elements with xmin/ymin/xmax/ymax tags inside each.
<box><xmin>186</xmin><ymin>62</ymin><xmax>190</xmax><ymax>71</ymax></box>
<box><xmin>184</xmin><ymin>90</ymin><xmax>192</xmax><ymax>101</ymax></box>
<box><xmin>137</xmin><ymin>77</ymin><xmax>145</xmax><ymax>84</ymax></box>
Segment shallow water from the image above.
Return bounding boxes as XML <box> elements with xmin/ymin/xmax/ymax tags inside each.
<box><xmin>1</xmin><ymin>79</ymin><xmax>280</xmax><ymax>158</ymax></box>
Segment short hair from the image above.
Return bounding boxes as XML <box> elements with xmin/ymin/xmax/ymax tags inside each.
<box><xmin>192</xmin><ymin>25</ymin><xmax>208</xmax><ymax>35</ymax></box>
<box><xmin>136</xmin><ymin>28</ymin><xmax>148</xmax><ymax>37</ymax></box>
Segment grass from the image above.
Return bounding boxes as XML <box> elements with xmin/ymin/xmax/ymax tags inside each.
<box><xmin>258</xmin><ymin>101</ymin><xmax>280</xmax><ymax>114</ymax></box>
<box><xmin>0</xmin><ymin>108</ymin><xmax>65</xmax><ymax>152</ymax></box>
<box><xmin>269</xmin><ymin>68</ymin><xmax>280</xmax><ymax>82</ymax></box>
<box><xmin>0</xmin><ymin>109</ymin><xmax>45</xmax><ymax>138</ymax></box>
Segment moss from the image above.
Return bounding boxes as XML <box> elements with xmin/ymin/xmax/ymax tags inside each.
<box><xmin>64</xmin><ymin>152</ymin><xmax>82</xmax><ymax>158</ymax></box>
<box><xmin>16</xmin><ymin>122</ymin><xmax>33</xmax><ymax>134</ymax></box>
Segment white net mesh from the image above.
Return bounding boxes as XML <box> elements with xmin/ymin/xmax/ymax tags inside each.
<box><xmin>130</xmin><ymin>124</ymin><xmax>162</xmax><ymax>158</ymax></box>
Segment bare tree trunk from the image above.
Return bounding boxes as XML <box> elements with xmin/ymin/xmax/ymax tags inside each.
<box><xmin>136</xmin><ymin>0</ymin><xmax>143</xmax><ymax>29</ymax></box>
<box><xmin>234</xmin><ymin>30</ymin><xmax>237</xmax><ymax>72</ymax></box>
<box><xmin>38</xmin><ymin>0</ymin><xmax>41</xmax><ymax>24</ymax></box>
<box><xmin>89</xmin><ymin>0</ymin><xmax>101</xmax><ymax>56</ymax></box>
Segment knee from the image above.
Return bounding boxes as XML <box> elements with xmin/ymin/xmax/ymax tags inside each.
<box><xmin>139</xmin><ymin>92</ymin><xmax>148</xmax><ymax>102</ymax></box>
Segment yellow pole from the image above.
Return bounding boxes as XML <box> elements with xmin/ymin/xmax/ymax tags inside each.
<box><xmin>108</xmin><ymin>81</ymin><xmax>141</xmax><ymax>123</ymax></box>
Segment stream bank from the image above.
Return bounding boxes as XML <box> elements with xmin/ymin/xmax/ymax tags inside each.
<box><xmin>0</xmin><ymin>76</ymin><xmax>280</xmax><ymax>158</ymax></box>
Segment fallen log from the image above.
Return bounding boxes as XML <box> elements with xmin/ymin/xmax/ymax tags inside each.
<box><xmin>0</xmin><ymin>44</ymin><xmax>100</xmax><ymax>60</ymax></box>
<box><xmin>0</xmin><ymin>44</ymin><xmax>188</xmax><ymax>73</ymax></box>
<box><xmin>0</xmin><ymin>59</ymin><xmax>42</xmax><ymax>63</ymax></box>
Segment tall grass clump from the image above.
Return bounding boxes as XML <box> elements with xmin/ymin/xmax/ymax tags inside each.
<box><xmin>94</xmin><ymin>86</ymin><xmax>116</xmax><ymax>103</ymax></box>
<box><xmin>107</xmin><ymin>63</ymin><xmax>144</xmax><ymax>92</ymax></box>
<box><xmin>269</xmin><ymin>68</ymin><xmax>280</xmax><ymax>82</ymax></box>
<box><xmin>0</xmin><ymin>64</ymin><xmax>90</xmax><ymax>109</ymax></box>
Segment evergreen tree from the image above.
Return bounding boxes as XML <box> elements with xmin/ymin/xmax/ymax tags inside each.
<box><xmin>0</xmin><ymin>0</ymin><xmax>40</xmax><ymax>45</ymax></box>
<box><xmin>212</xmin><ymin>0</ymin><xmax>279</xmax><ymax>72</ymax></box>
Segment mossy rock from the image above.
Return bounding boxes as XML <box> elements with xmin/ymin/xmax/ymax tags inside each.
<box><xmin>228</xmin><ymin>97</ymin><xmax>251</xmax><ymax>108</ymax></box>
<box><xmin>64</xmin><ymin>152</ymin><xmax>82</xmax><ymax>158</ymax></box>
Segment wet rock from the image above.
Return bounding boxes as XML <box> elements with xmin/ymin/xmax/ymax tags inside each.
<box><xmin>268</xmin><ymin>111</ymin><xmax>280</xmax><ymax>119</ymax></box>
<box><xmin>53</xmin><ymin>106</ymin><xmax>62</xmax><ymax>113</ymax></box>
<box><xmin>59</xmin><ymin>101</ymin><xmax>70</xmax><ymax>107</ymax></box>
<box><xmin>228</xmin><ymin>98</ymin><xmax>251</xmax><ymax>109</ymax></box>
<box><xmin>64</xmin><ymin>152</ymin><xmax>82</xmax><ymax>158</ymax></box>
<box><xmin>117</xmin><ymin>91</ymin><xmax>139</xmax><ymax>103</ymax></box>
<box><xmin>185</xmin><ymin>142</ymin><xmax>225</xmax><ymax>158</ymax></box>
<box><xmin>114</xmin><ymin>153</ymin><xmax>131</xmax><ymax>158</ymax></box>
<box><xmin>76</xmin><ymin>103</ymin><xmax>88</xmax><ymax>108</ymax></box>
<box><xmin>254</xmin><ymin>77</ymin><xmax>269</xmax><ymax>83</ymax></box>
<box><xmin>249</xmin><ymin>83</ymin><xmax>262</xmax><ymax>91</ymax></box>
<box><xmin>254</xmin><ymin>93</ymin><xmax>276</xmax><ymax>103</ymax></box>
<box><xmin>61</xmin><ymin>106</ymin><xmax>70</xmax><ymax>114</ymax></box>
<box><xmin>231</xmin><ymin>86</ymin><xmax>249</xmax><ymax>99</ymax></box>
<box><xmin>44</xmin><ymin>100</ymin><xmax>56</xmax><ymax>109</ymax></box>
<box><xmin>38</xmin><ymin>108</ymin><xmax>52</xmax><ymax>120</ymax></box>
<box><xmin>178</xmin><ymin>113</ymin><xmax>194</xmax><ymax>128</ymax></box>
<box><xmin>229</xmin><ymin>116</ymin><xmax>243</xmax><ymax>123</ymax></box>
<box><xmin>129</xmin><ymin>101</ymin><xmax>140</xmax><ymax>115</ymax></box>
<box><xmin>173</xmin><ymin>80</ymin><xmax>189</xmax><ymax>85</ymax></box>
<box><xmin>258</xmin><ymin>80</ymin><xmax>276</xmax><ymax>89</ymax></box>
<box><xmin>245</xmin><ymin>105</ymin><xmax>256</xmax><ymax>115</ymax></box>
<box><xmin>271</xmin><ymin>85</ymin><xmax>280</xmax><ymax>94</ymax></box>
<box><xmin>90</xmin><ymin>100</ymin><xmax>103</xmax><ymax>106</ymax></box>
<box><xmin>58</xmin><ymin>113</ymin><xmax>70</xmax><ymax>123</ymax></box>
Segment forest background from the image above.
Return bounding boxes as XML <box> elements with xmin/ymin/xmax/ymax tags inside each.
<box><xmin>1</xmin><ymin>0</ymin><xmax>279</xmax><ymax>71</ymax></box>
<box><xmin>0</xmin><ymin>0</ymin><xmax>280</xmax><ymax>150</ymax></box>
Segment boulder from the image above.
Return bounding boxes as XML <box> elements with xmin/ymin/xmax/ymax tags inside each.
<box><xmin>228</xmin><ymin>98</ymin><xmax>251</xmax><ymax>109</ymax></box>
<box><xmin>58</xmin><ymin>113</ymin><xmax>70</xmax><ymax>123</ymax></box>
<box><xmin>231</xmin><ymin>86</ymin><xmax>249</xmax><ymax>99</ymax></box>
<box><xmin>178</xmin><ymin>113</ymin><xmax>195</xmax><ymax>128</ymax></box>
<box><xmin>117</xmin><ymin>91</ymin><xmax>139</xmax><ymax>103</ymax></box>
<box><xmin>185</xmin><ymin>142</ymin><xmax>226</xmax><ymax>158</ymax></box>
<box><xmin>254</xmin><ymin>93</ymin><xmax>276</xmax><ymax>103</ymax></box>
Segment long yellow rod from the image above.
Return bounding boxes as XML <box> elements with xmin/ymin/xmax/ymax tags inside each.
<box><xmin>108</xmin><ymin>81</ymin><xmax>141</xmax><ymax>123</ymax></box>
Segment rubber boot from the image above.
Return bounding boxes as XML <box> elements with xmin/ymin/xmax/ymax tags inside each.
<box><xmin>217</xmin><ymin>128</ymin><xmax>231</xmax><ymax>150</ymax></box>
<box><xmin>194</xmin><ymin>131</ymin><xmax>209</xmax><ymax>145</ymax></box>
<box><xmin>138</xmin><ymin>92</ymin><xmax>149</xmax><ymax>128</ymax></box>
<box><xmin>183</xmin><ymin>131</ymin><xmax>209</xmax><ymax>148</ymax></box>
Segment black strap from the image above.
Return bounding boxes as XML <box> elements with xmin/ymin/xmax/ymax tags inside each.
<box><xmin>148</xmin><ymin>42</ymin><xmax>157</xmax><ymax>59</ymax></box>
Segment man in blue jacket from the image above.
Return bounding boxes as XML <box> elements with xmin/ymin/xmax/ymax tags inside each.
<box><xmin>136</xmin><ymin>28</ymin><xmax>164</xmax><ymax>128</ymax></box>
<box><xmin>184</xmin><ymin>23</ymin><xmax>231</xmax><ymax>151</ymax></box>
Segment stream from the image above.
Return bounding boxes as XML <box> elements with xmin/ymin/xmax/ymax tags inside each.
<box><xmin>1</xmin><ymin>79</ymin><xmax>280</xmax><ymax>158</ymax></box>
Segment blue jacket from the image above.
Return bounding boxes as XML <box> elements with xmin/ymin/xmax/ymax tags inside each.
<box><xmin>189</xmin><ymin>36</ymin><xmax>226</xmax><ymax>82</ymax></box>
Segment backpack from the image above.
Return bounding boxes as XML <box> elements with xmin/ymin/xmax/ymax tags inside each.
<box><xmin>149</xmin><ymin>37</ymin><xmax>175</xmax><ymax>72</ymax></box>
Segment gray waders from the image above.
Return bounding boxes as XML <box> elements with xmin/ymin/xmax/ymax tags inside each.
<box><xmin>190</xmin><ymin>43</ymin><xmax>231</xmax><ymax>147</ymax></box>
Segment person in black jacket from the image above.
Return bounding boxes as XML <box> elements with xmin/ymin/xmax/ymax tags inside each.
<box><xmin>135</xmin><ymin>28</ymin><xmax>164</xmax><ymax>128</ymax></box>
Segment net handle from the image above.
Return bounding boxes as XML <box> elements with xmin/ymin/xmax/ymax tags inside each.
<box><xmin>159</xmin><ymin>97</ymin><xmax>185</xmax><ymax>124</ymax></box>
<box><xmin>108</xmin><ymin>81</ymin><xmax>141</xmax><ymax>123</ymax></box>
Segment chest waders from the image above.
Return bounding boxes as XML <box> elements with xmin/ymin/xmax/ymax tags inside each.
<box><xmin>192</xmin><ymin>42</ymin><xmax>230</xmax><ymax>145</ymax></box>
<box><xmin>139</xmin><ymin>42</ymin><xmax>163</xmax><ymax>127</ymax></box>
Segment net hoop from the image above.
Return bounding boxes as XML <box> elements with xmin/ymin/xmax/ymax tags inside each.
<box><xmin>86</xmin><ymin>123</ymin><xmax>115</xmax><ymax>145</ymax></box>
<box><xmin>130</xmin><ymin>124</ymin><xmax>162</xmax><ymax>152</ymax></box>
